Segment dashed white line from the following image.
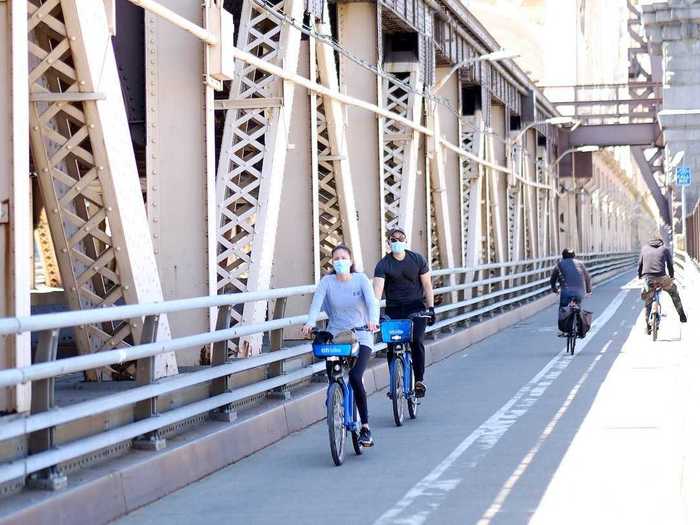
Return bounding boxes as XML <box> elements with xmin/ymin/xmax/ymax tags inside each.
<box><xmin>373</xmin><ymin>288</ymin><xmax>630</xmax><ymax>525</ymax></box>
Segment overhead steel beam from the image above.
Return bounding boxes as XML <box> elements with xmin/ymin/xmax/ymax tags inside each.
<box><xmin>631</xmin><ymin>146</ymin><xmax>672</xmax><ymax>227</ymax></box>
<box><xmin>567</xmin><ymin>123</ymin><xmax>659</xmax><ymax>147</ymax></box>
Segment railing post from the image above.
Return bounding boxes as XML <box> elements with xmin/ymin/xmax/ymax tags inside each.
<box><xmin>268</xmin><ymin>298</ymin><xmax>293</xmax><ymax>400</ymax></box>
<box><xmin>210</xmin><ymin>305</ymin><xmax>237</xmax><ymax>422</ymax></box>
<box><xmin>27</xmin><ymin>329</ymin><xmax>67</xmax><ymax>491</ymax></box>
<box><xmin>269</xmin><ymin>297</ymin><xmax>288</xmax><ymax>352</ymax></box>
<box><xmin>133</xmin><ymin>315</ymin><xmax>166</xmax><ymax>450</ymax></box>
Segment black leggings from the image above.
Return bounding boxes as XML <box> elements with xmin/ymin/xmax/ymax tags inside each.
<box><xmin>385</xmin><ymin>303</ymin><xmax>427</xmax><ymax>382</ymax></box>
<box><xmin>327</xmin><ymin>345</ymin><xmax>371</xmax><ymax>425</ymax></box>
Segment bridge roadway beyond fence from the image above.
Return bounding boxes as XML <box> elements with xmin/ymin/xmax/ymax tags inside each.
<box><xmin>0</xmin><ymin>253</ymin><xmax>643</xmax><ymax>523</ymax></box>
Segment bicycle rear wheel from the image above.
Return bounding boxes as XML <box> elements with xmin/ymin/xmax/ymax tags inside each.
<box><xmin>392</xmin><ymin>358</ymin><xmax>405</xmax><ymax>426</ymax></box>
<box><xmin>327</xmin><ymin>382</ymin><xmax>346</xmax><ymax>466</ymax></box>
<box><xmin>406</xmin><ymin>360</ymin><xmax>418</xmax><ymax>419</ymax></box>
<box><xmin>652</xmin><ymin>312</ymin><xmax>660</xmax><ymax>341</ymax></box>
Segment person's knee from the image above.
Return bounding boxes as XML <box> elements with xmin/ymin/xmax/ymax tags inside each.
<box><xmin>349</xmin><ymin>369</ymin><xmax>364</xmax><ymax>389</ymax></box>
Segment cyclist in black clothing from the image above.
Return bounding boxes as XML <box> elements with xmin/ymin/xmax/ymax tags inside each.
<box><xmin>550</xmin><ymin>249</ymin><xmax>592</xmax><ymax>307</ymax></box>
<box><xmin>373</xmin><ymin>227</ymin><xmax>435</xmax><ymax>398</ymax></box>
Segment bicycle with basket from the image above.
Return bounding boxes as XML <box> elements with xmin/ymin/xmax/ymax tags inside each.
<box><xmin>312</xmin><ymin>329</ymin><xmax>364</xmax><ymax>466</ymax></box>
<box><xmin>558</xmin><ymin>301</ymin><xmax>593</xmax><ymax>356</ymax></box>
<box><xmin>380</xmin><ymin>311</ymin><xmax>430</xmax><ymax>426</ymax></box>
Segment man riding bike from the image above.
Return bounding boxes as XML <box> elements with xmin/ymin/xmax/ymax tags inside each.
<box><xmin>638</xmin><ymin>237</ymin><xmax>687</xmax><ymax>334</ymax></box>
<box><xmin>550</xmin><ymin>248</ymin><xmax>592</xmax><ymax>313</ymax></box>
<box><xmin>373</xmin><ymin>227</ymin><xmax>435</xmax><ymax>399</ymax></box>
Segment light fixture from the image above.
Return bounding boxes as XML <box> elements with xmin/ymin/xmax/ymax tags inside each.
<box><xmin>576</xmin><ymin>145</ymin><xmax>599</xmax><ymax>153</ymax></box>
<box><xmin>481</xmin><ymin>49</ymin><xmax>519</xmax><ymax>62</ymax></box>
<box><xmin>546</xmin><ymin>116</ymin><xmax>576</xmax><ymax>125</ymax></box>
<box><xmin>431</xmin><ymin>49</ymin><xmax>517</xmax><ymax>95</ymax></box>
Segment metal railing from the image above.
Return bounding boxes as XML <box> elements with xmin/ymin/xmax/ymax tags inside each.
<box><xmin>0</xmin><ymin>252</ymin><xmax>636</xmax><ymax>489</ymax></box>
<box><xmin>539</xmin><ymin>82</ymin><xmax>662</xmax><ymax>125</ymax></box>
<box><xmin>675</xmin><ymin>249</ymin><xmax>700</xmax><ymax>289</ymax></box>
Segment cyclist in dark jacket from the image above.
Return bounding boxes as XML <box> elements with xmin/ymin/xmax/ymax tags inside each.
<box><xmin>550</xmin><ymin>249</ymin><xmax>592</xmax><ymax>307</ymax></box>
<box><xmin>638</xmin><ymin>238</ymin><xmax>687</xmax><ymax>333</ymax></box>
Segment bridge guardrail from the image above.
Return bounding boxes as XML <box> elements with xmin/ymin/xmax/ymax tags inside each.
<box><xmin>0</xmin><ymin>251</ymin><xmax>636</xmax><ymax>489</ymax></box>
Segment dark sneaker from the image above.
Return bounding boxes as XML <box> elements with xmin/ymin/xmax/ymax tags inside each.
<box><xmin>415</xmin><ymin>381</ymin><xmax>426</xmax><ymax>398</ymax></box>
<box><xmin>358</xmin><ymin>427</ymin><xmax>374</xmax><ymax>447</ymax></box>
<box><xmin>680</xmin><ymin>311</ymin><xmax>687</xmax><ymax>323</ymax></box>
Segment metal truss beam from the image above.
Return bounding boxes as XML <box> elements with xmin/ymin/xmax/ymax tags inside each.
<box><xmin>379</xmin><ymin>63</ymin><xmax>423</xmax><ymax>246</ymax></box>
<box><xmin>426</xmin><ymin>98</ymin><xmax>456</xmax><ymax>274</ymax></box>
<box><xmin>216</xmin><ymin>0</ymin><xmax>303</xmax><ymax>356</ymax></box>
<box><xmin>27</xmin><ymin>0</ymin><xmax>176</xmax><ymax>380</ymax></box>
<box><xmin>311</xmin><ymin>7</ymin><xmax>364</xmax><ymax>275</ymax></box>
<box><xmin>568</xmin><ymin>123</ymin><xmax>659</xmax><ymax>147</ymax></box>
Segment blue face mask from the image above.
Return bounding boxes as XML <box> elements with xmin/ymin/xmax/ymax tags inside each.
<box><xmin>391</xmin><ymin>241</ymin><xmax>407</xmax><ymax>254</ymax></box>
<box><xmin>333</xmin><ymin>259</ymin><xmax>352</xmax><ymax>275</ymax></box>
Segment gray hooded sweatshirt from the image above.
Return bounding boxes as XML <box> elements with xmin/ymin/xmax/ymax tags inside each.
<box><xmin>637</xmin><ymin>239</ymin><xmax>673</xmax><ymax>279</ymax></box>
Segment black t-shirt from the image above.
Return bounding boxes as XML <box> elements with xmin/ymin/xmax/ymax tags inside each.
<box><xmin>374</xmin><ymin>250</ymin><xmax>429</xmax><ymax>308</ymax></box>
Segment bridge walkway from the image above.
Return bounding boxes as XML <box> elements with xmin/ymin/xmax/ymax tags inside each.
<box><xmin>114</xmin><ymin>272</ymin><xmax>700</xmax><ymax>525</ymax></box>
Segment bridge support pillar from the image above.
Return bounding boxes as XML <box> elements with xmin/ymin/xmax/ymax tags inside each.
<box><xmin>337</xmin><ymin>2</ymin><xmax>381</xmax><ymax>267</ymax></box>
<box><xmin>643</xmin><ymin>1</ymin><xmax>700</xmax><ymax>232</ymax></box>
<box><xmin>0</xmin><ymin>0</ymin><xmax>31</xmax><ymax>413</ymax></box>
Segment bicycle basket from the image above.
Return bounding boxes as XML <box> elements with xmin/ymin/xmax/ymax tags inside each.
<box><xmin>312</xmin><ymin>329</ymin><xmax>359</xmax><ymax>358</ymax></box>
<box><xmin>312</xmin><ymin>343</ymin><xmax>357</xmax><ymax>358</ymax></box>
<box><xmin>380</xmin><ymin>319</ymin><xmax>413</xmax><ymax>344</ymax></box>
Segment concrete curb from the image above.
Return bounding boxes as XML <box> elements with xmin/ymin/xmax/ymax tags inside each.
<box><xmin>0</xmin><ymin>267</ymin><xmax>630</xmax><ymax>525</ymax></box>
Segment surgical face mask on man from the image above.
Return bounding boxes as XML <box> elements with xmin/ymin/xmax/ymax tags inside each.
<box><xmin>332</xmin><ymin>259</ymin><xmax>352</xmax><ymax>275</ymax></box>
<box><xmin>390</xmin><ymin>241</ymin><xmax>407</xmax><ymax>254</ymax></box>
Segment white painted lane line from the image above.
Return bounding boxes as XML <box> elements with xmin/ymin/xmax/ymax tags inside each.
<box><xmin>373</xmin><ymin>289</ymin><xmax>630</xmax><ymax>525</ymax></box>
<box><xmin>476</xmin><ymin>340</ymin><xmax>613</xmax><ymax>525</ymax></box>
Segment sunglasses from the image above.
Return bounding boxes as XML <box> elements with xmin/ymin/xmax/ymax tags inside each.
<box><xmin>389</xmin><ymin>236</ymin><xmax>405</xmax><ymax>243</ymax></box>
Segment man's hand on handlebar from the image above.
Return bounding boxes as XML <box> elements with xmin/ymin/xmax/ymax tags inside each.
<box><xmin>427</xmin><ymin>306</ymin><xmax>436</xmax><ymax>326</ymax></box>
<box><xmin>367</xmin><ymin>322</ymin><xmax>379</xmax><ymax>333</ymax></box>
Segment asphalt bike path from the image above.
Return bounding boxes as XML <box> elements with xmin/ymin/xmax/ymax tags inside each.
<box><xmin>115</xmin><ymin>271</ymin><xmax>676</xmax><ymax>524</ymax></box>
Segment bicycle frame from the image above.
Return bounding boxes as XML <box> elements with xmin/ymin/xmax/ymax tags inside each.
<box><xmin>650</xmin><ymin>288</ymin><xmax>662</xmax><ymax>316</ymax></box>
<box><xmin>325</xmin><ymin>358</ymin><xmax>359</xmax><ymax>433</ymax></box>
<box><xmin>388</xmin><ymin>345</ymin><xmax>413</xmax><ymax>398</ymax></box>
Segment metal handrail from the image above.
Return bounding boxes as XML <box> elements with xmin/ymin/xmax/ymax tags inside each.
<box><xmin>0</xmin><ymin>252</ymin><xmax>634</xmax><ymax>388</ymax></box>
<box><xmin>0</xmin><ymin>255</ymin><xmax>635</xmax><ymax>451</ymax></box>
<box><xmin>0</xmin><ymin>285</ymin><xmax>317</xmax><ymax>336</ymax></box>
<box><xmin>0</xmin><ymin>252</ymin><xmax>636</xmax><ymax>486</ymax></box>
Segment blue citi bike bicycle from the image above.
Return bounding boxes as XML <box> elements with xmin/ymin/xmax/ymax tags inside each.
<box><xmin>312</xmin><ymin>329</ymin><xmax>364</xmax><ymax>466</ymax></box>
<box><xmin>381</xmin><ymin>311</ymin><xmax>430</xmax><ymax>426</ymax></box>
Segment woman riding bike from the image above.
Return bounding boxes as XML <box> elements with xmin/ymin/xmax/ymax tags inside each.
<box><xmin>302</xmin><ymin>245</ymin><xmax>379</xmax><ymax>447</ymax></box>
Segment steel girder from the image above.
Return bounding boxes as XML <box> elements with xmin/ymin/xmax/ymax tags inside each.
<box><xmin>378</xmin><ymin>64</ymin><xmax>423</xmax><ymax>247</ymax></box>
<box><xmin>627</xmin><ymin>0</ymin><xmax>670</xmax><ymax>231</ymax></box>
<box><xmin>216</xmin><ymin>0</ymin><xmax>303</xmax><ymax>356</ymax></box>
<box><xmin>311</xmin><ymin>6</ymin><xmax>364</xmax><ymax>277</ymax></box>
<box><xmin>27</xmin><ymin>0</ymin><xmax>176</xmax><ymax>380</ymax></box>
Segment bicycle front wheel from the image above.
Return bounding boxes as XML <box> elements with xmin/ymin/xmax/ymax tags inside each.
<box><xmin>392</xmin><ymin>358</ymin><xmax>405</xmax><ymax>426</ymax></box>
<box><xmin>327</xmin><ymin>382</ymin><xmax>346</xmax><ymax>466</ymax></box>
